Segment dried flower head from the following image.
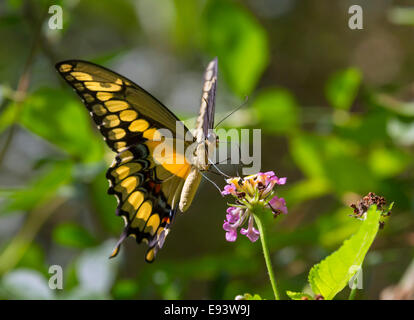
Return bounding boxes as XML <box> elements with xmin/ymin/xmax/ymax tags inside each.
<box><xmin>349</xmin><ymin>192</ymin><xmax>393</xmax><ymax>228</ymax></box>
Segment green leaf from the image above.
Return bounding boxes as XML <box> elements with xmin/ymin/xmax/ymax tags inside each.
<box><xmin>286</xmin><ymin>291</ymin><xmax>313</xmax><ymax>300</ymax></box>
<box><xmin>368</xmin><ymin>147</ymin><xmax>410</xmax><ymax>178</ymax></box>
<box><xmin>235</xmin><ymin>293</ymin><xmax>263</xmax><ymax>300</ymax></box>
<box><xmin>0</xmin><ymin>102</ymin><xmax>18</xmax><ymax>134</ymax></box>
<box><xmin>308</xmin><ymin>205</ymin><xmax>382</xmax><ymax>300</ymax></box>
<box><xmin>290</xmin><ymin>135</ymin><xmax>326</xmax><ymax>179</ymax></box>
<box><xmin>62</xmin><ymin>260</ymin><xmax>79</xmax><ymax>292</ymax></box>
<box><xmin>15</xmin><ymin>244</ymin><xmax>47</xmax><ymax>275</ymax></box>
<box><xmin>172</xmin><ymin>0</ymin><xmax>203</xmax><ymax>49</ymax></box>
<box><xmin>253</xmin><ymin>88</ymin><xmax>299</xmax><ymax>134</ymax></box>
<box><xmin>338</xmin><ymin>110</ymin><xmax>390</xmax><ymax>146</ymax></box>
<box><xmin>325</xmin><ymin>68</ymin><xmax>361</xmax><ymax>110</ymax></box>
<box><xmin>203</xmin><ymin>0</ymin><xmax>269</xmax><ymax>96</ymax></box>
<box><xmin>112</xmin><ymin>279</ymin><xmax>139</xmax><ymax>299</ymax></box>
<box><xmin>18</xmin><ymin>87</ymin><xmax>104</xmax><ymax>162</ymax></box>
<box><xmin>290</xmin><ymin>134</ymin><xmax>378</xmax><ymax>194</ymax></box>
<box><xmin>1</xmin><ymin>160</ymin><xmax>72</xmax><ymax>214</ymax></box>
<box><xmin>389</xmin><ymin>7</ymin><xmax>414</xmax><ymax>26</ymax></box>
<box><xmin>53</xmin><ymin>223</ymin><xmax>97</xmax><ymax>248</ymax></box>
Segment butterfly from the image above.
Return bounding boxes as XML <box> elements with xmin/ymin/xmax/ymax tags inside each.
<box><xmin>55</xmin><ymin>58</ymin><xmax>218</xmax><ymax>262</ymax></box>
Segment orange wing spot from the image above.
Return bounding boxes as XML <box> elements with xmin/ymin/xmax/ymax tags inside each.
<box><xmin>162</xmin><ymin>217</ymin><xmax>170</xmax><ymax>225</ymax></box>
<box><xmin>155</xmin><ymin>184</ymin><xmax>161</xmax><ymax>194</ymax></box>
<box><xmin>147</xmin><ymin>181</ymin><xmax>162</xmax><ymax>195</ymax></box>
<box><xmin>145</xmin><ymin>140</ymin><xmax>191</xmax><ymax>179</ymax></box>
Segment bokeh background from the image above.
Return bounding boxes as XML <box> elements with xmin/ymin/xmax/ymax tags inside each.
<box><xmin>0</xmin><ymin>0</ymin><xmax>414</xmax><ymax>300</ymax></box>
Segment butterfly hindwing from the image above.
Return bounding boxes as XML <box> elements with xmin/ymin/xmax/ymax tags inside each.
<box><xmin>105</xmin><ymin>144</ymin><xmax>190</xmax><ymax>262</ymax></box>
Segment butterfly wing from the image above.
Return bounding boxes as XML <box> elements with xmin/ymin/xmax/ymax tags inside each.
<box><xmin>196</xmin><ymin>57</ymin><xmax>218</xmax><ymax>138</ymax></box>
<box><xmin>55</xmin><ymin>60</ymin><xmax>193</xmax><ymax>262</ymax></box>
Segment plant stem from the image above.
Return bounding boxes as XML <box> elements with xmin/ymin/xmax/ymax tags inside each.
<box><xmin>0</xmin><ymin>197</ymin><xmax>66</xmax><ymax>275</ymax></box>
<box><xmin>0</xmin><ymin>1</ymin><xmax>47</xmax><ymax>166</ymax></box>
<box><xmin>348</xmin><ymin>287</ymin><xmax>357</xmax><ymax>300</ymax></box>
<box><xmin>253</xmin><ymin>212</ymin><xmax>281</xmax><ymax>300</ymax></box>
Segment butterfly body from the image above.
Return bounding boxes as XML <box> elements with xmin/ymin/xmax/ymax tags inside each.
<box><xmin>55</xmin><ymin>57</ymin><xmax>218</xmax><ymax>262</ymax></box>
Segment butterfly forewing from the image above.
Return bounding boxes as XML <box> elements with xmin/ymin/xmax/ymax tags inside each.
<box><xmin>56</xmin><ymin>60</ymin><xmax>188</xmax><ymax>152</ymax></box>
<box><xmin>196</xmin><ymin>57</ymin><xmax>218</xmax><ymax>139</ymax></box>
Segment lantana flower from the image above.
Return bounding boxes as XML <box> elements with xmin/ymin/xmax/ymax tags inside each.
<box><xmin>221</xmin><ymin>171</ymin><xmax>288</xmax><ymax>242</ymax></box>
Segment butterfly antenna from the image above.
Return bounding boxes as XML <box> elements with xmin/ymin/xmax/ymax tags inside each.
<box><xmin>206</xmin><ymin>169</ymin><xmax>224</xmax><ymax>176</ymax></box>
<box><xmin>209</xmin><ymin>158</ymin><xmax>230</xmax><ymax>178</ymax></box>
<box><xmin>236</xmin><ymin>140</ymin><xmax>242</xmax><ymax>177</ymax></box>
<box><xmin>214</xmin><ymin>96</ymin><xmax>248</xmax><ymax>129</ymax></box>
<box><xmin>200</xmin><ymin>171</ymin><xmax>224</xmax><ymax>194</ymax></box>
<box><xmin>214</xmin><ymin>155</ymin><xmax>231</xmax><ymax>165</ymax></box>
<box><xmin>217</xmin><ymin>140</ymin><xmax>242</xmax><ymax>177</ymax></box>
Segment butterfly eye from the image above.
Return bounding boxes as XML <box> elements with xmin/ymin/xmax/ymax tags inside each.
<box><xmin>207</xmin><ymin>131</ymin><xmax>217</xmax><ymax>145</ymax></box>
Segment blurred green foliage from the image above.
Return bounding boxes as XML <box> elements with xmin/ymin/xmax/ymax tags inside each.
<box><xmin>203</xmin><ymin>0</ymin><xmax>268</xmax><ymax>96</ymax></box>
<box><xmin>19</xmin><ymin>88</ymin><xmax>104</xmax><ymax>162</ymax></box>
<box><xmin>0</xmin><ymin>0</ymin><xmax>413</xmax><ymax>300</ymax></box>
<box><xmin>253</xmin><ymin>88</ymin><xmax>299</xmax><ymax>134</ymax></box>
<box><xmin>325</xmin><ymin>68</ymin><xmax>361</xmax><ymax>111</ymax></box>
<box><xmin>53</xmin><ymin>223</ymin><xmax>97</xmax><ymax>248</ymax></box>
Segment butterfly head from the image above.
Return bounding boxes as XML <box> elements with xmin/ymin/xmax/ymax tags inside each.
<box><xmin>204</xmin><ymin>130</ymin><xmax>218</xmax><ymax>169</ymax></box>
<box><xmin>191</xmin><ymin>130</ymin><xmax>218</xmax><ymax>171</ymax></box>
<box><xmin>207</xmin><ymin>129</ymin><xmax>218</xmax><ymax>148</ymax></box>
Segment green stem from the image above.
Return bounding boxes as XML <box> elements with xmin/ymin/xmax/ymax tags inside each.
<box><xmin>0</xmin><ymin>197</ymin><xmax>65</xmax><ymax>275</ymax></box>
<box><xmin>348</xmin><ymin>274</ymin><xmax>359</xmax><ymax>300</ymax></box>
<box><xmin>348</xmin><ymin>287</ymin><xmax>357</xmax><ymax>300</ymax></box>
<box><xmin>252</xmin><ymin>211</ymin><xmax>281</xmax><ymax>300</ymax></box>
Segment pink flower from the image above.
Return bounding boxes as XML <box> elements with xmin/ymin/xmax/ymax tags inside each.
<box><xmin>226</xmin><ymin>207</ymin><xmax>241</xmax><ymax>223</ymax></box>
<box><xmin>223</xmin><ymin>207</ymin><xmax>246</xmax><ymax>242</ymax></box>
<box><xmin>221</xmin><ymin>171</ymin><xmax>288</xmax><ymax>243</ymax></box>
<box><xmin>268</xmin><ymin>196</ymin><xmax>288</xmax><ymax>216</ymax></box>
<box><xmin>221</xmin><ymin>184</ymin><xmax>236</xmax><ymax>195</ymax></box>
<box><xmin>240</xmin><ymin>216</ymin><xmax>260</xmax><ymax>242</ymax></box>
<box><xmin>275</xmin><ymin>177</ymin><xmax>287</xmax><ymax>185</ymax></box>
<box><xmin>223</xmin><ymin>222</ymin><xmax>238</xmax><ymax>242</ymax></box>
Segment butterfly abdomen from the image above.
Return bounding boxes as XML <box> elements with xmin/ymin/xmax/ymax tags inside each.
<box><xmin>179</xmin><ymin>167</ymin><xmax>202</xmax><ymax>212</ymax></box>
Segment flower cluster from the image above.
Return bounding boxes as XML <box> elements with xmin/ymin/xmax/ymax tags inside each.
<box><xmin>222</xmin><ymin>171</ymin><xmax>288</xmax><ymax>242</ymax></box>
